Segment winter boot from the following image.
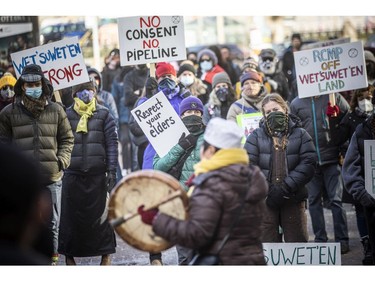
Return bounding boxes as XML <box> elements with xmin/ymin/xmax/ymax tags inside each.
<box><xmin>361</xmin><ymin>236</ymin><xmax>374</xmax><ymax>265</ymax></box>
<box><xmin>65</xmin><ymin>255</ymin><xmax>76</xmax><ymax>265</ymax></box>
<box><xmin>100</xmin><ymin>254</ymin><xmax>111</xmax><ymax>265</ymax></box>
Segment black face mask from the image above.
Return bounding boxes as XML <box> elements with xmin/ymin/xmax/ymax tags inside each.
<box><xmin>182</xmin><ymin>115</ymin><xmax>204</xmax><ymax>133</ymax></box>
<box><xmin>216</xmin><ymin>88</ymin><xmax>229</xmax><ymax>102</ymax></box>
<box><xmin>266</xmin><ymin>111</ymin><xmax>287</xmax><ymax>133</ymax></box>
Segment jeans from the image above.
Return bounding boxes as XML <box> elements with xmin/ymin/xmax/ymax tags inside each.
<box><xmin>47</xmin><ymin>180</ymin><xmax>62</xmax><ymax>254</ymax></box>
<box><xmin>307</xmin><ymin>164</ymin><xmax>349</xmax><ymax>242</ymax></box>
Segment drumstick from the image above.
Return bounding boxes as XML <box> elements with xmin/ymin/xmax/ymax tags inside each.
<box><xmin>110</xmin><ymin>190</ymin><xmax>183</xmax><ymax>228</ymax></box>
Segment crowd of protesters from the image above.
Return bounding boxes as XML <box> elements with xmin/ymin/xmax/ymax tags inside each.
<box><xmin>1</xmin><ymin>32</ymin><xmax>375</xmax><ymax>266</ymax></box>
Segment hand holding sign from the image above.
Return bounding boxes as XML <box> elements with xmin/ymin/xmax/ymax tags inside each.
<box><xmin>326</xmin><ymin>101</ymin><xmax>340</xmax><ymax>118</ymax></box>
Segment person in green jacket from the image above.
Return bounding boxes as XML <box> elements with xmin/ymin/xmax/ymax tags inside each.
<box><xmin>153</xmin><ymin>95</ymin><xmax>205</xmax><ymax>265</ymax></box>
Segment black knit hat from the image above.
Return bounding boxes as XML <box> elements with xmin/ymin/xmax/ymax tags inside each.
<box><xmin>20</xmin><ymin>64</ymin><xmax>44</xmax><ymax>82</ymax></box>
<box><xmin>177</xmin><ymin>63</ymin><xmax>196</xmax><ymax>77</ymax></box>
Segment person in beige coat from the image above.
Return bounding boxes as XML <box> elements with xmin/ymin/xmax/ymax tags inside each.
<box><xmin>227</xmin><ymin>70</ymin><xmax>267</xmax><ymax>122</ymax></box>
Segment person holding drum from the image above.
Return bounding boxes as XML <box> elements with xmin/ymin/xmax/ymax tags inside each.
<box><xmin>153</xmin><ymin>96</ymin><xmax>206</xmax><ymax>264</ymax></box>
<box><xmin>138</xmin><ymin>117</ymin><xmax>269</xmax><ymax>265</ymax></box>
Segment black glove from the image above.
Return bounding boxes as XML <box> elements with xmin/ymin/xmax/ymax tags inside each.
<box><xmin>358</xmin><ymin>192</ymin><xmax>375</xmax><ymax>208</ymax></box>
<box><xmin>145</xmin><ymin>77</ymin><xmax>158</xmax><ymax>97</ymax></box>
<box><xmin>178</xmin><ymin>133</ymin><xmax>198</xmax><ymax>150</ymax></box>
<box><xmin>106</xmin><ymin>170</ymin><xmax>117</xmax><ymax>192</ymax></box>
<box><xmin>266</xmin><ymin>183</ymin><xmax>292</xmax><ymax>209</ymax></box>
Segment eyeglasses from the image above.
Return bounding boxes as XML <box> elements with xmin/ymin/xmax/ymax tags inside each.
<box><xmin>200</xmin><ymin>59</ymin><xmax>211</xmax><ymax>62</ymax></box>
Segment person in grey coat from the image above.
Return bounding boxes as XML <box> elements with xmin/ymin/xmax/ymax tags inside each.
<box><xmin>290</xmin><ymin>92</ymin><xmax>350</xmax><ymax>253</ymax></box>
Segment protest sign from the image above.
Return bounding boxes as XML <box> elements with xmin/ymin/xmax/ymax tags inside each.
<box><xmin>236</xmin><ymin>112</ymin><xmax>262</xmax><ymax>144</ymax></box>
<box><xmin>10</xmin><ymin>36</ymin><xmax>89</xmax><ymax>91</ymax></box>
<box><xmin>131</xmin><ymin>91</ymin><xmax>189</xmax><ymax>158</ymax></box>
<box><xmin>117</xmin><ymin>16</ymin><xmax>186</xmax><ymax>66</ymax></box>
<box><xmin>364</xmin><ymin>140</ymin><xmax>375</xmax><ymax>199</ymax></box>
<box><xmin>301</xmin><ymin>37</ymin><xmax>350</xmax><ymax>50</ymax></box>
<box><xmin>294</xmin><ymin>41</ymin><xmax>368</xmax><ymax>98</ymax></box>
<box><xmin>263</xmin><ymin>242</ymin><xmax>341</xmax><ymax>265</ymax></box>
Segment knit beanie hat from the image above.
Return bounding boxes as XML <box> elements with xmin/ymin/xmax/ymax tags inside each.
<box><xmin>71</xmin><ymin>79</ymin><xmax>96</xmax><ymax>97</ymax></box>
<box><xmin>204</xmin><ymin>117</ymin><xmax>243</xmax><ymax>149</ymax></box>
<box><xmin>177</xmin><ymin>63</ymin><xmax>196</xmax><ymax>77</ymax></box>
<box><xmin>179</xmin><ymin>96</ymin><xmax>204</xmax><ymax>116</ymax></box>
<box><xmin>0</xmin><ymin>72</ymin><xmax>17</xmax><ymax>89</ymax></box>
<box><xmin>365</xmin><ymin>50</ymin><xmax>375</xmax><ymax>64</ymax></box>
<box><xmin>212</xmin><ymin>72</ymin><xmax>231</xmax><ymax>88</ymax></box>
<box><xmin>155</xmin><ymin>62</ymin><xmax>176</xmax><ymax>79</ymax></box>
<box><xmin>241</xmin><ymin>57</ymin><xmax>258</xmax><ymax>72</ymax></box>
<box><xmin>240</xmin><ymin>71</ymin><xmax>262</xmax><ymax>86</ymax></box>
<box><xmin>20</xmin><ymin>64</ymin><xmax>44</xmax><ymax>82</ymax></box>
<box><xmin>197</xmin><ymin>48</ymin><xmax>218</xmax><ymax>65</ymax></box>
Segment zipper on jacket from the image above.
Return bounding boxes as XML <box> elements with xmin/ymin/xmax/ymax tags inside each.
<box><xmin>311</xmin><ymin>98</ymin><xmax>321</xmax><ymax>164</ymax></box>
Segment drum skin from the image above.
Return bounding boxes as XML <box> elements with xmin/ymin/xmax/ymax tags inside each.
<box><xmin>108</xmin><ymin>169</ymin><xmax>189</xmax><ymax>253</ymax></box>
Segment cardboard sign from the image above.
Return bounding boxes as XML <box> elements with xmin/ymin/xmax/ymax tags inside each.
<box><xmin>364</xmin><ymin>140</ymin><xmax>375</xmax><ymax>198</ymax></box>
<box><xmin>301</xmin><ymin>37</ymin><xmax>350</xmax><ymax>50</ymax></box>
<box><xmin>263</xmin><ymin>242</ymin><xmax>341</xmax><ymax>265</ymax></box>
<box><xmin>118</xmin><ymin>16</ymin><xmax>186</xmax><ymax>66</ymax></box>
<box><xmin>131</xmin><ymin>91</ymin><xmax>189</xmax><ymax>158</ymax></box>
<box><xmin>294</xmin><ymin>41</ymin><xmax>368</xmax><ymax>98</ymax></box>
<box><xmin>10</xmin><ymin>36</ymin><xmax>89</xmax><ymax>91</ymax></box>
<box><xmin>236</xmin><ymin>112</ymin><xmax>263</xmax><ymax>144</ymax></box>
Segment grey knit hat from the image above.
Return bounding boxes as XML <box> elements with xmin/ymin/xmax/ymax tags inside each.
<box><xmin>197</xmin><ymin>48</ymin><xmax>218</xmax><ymax>65</ymax></box>
<box><xmin>212</xmin><ymin>72</ymin><xmax>231</xmax><ymax>88</ymax></box>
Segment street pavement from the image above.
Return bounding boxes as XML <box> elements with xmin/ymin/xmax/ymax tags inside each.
<box><xmin>55</xmin><ymin>203</ymin><xmax>366</xmax><ymax>266</ymax></box>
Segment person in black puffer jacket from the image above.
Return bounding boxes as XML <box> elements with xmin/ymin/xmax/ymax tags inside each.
<box><xmin>58</xmin><ymin>79</ymin><xmax>118</xmax><ymax>266</ymax></box>
<box><xmin>245</xmin><ymin>93</ymin><xmax>317</xmax><ymax>243</ymax></box>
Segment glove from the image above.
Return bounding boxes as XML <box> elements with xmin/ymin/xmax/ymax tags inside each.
<box><xmin>266</xmin><ymin>184</ymin><xmax>292</xmax><ymax>209</ymax></box>
<box><xmin>106</xmin><ymin>171</ymin><xmax>117</xmax><ymax>192</ymax></box>
<box><xmin>145</xmin><ymin>77</ymin><xmax>158</xmax><ymax>97</ymax></box>
<box><xmin>178</xmin><ymin>133</ymin><xmax>198</xmax><ymax>150</ymax></box>
<box><xmin>137</xmin><ymin>205</ymin><xmax>159</xmax><ymax>225</ymax></box>
<box><xmin>358</xmin><ymin>192</ymin><xmax>375</xmax><ymax>208</ymax></box>
<box><xmin>326</xmin><ymin>102</ymin><xmax>340</xmax><ymax>117</ymax></box>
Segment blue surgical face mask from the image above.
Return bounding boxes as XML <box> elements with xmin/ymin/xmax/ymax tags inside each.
<box><xmin>200</xmin><ymin>61</ymin><xmax>213</xmax><ymax>72</ymax></box>
<box><xmin>76</xmin><ymin>89</ymin><xmax>94</xmax><ymax>104</ymax></box>
<box><xmin>158</xmin><ymin>78</ymin><xmax>177</xmax><ymax>96</ymax></box>
<box><xmin>25</xmin><ymin>87</ymin><xmax>43</xmax><ymax>99</ymax></box>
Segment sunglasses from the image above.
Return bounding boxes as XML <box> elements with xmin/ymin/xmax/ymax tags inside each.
<box><xmin>200</xmin><ymin>59</ymin><xmax>211</xmax><ymax>62</ymax></box>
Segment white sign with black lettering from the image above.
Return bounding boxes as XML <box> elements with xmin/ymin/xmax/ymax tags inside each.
<box><xmin>263</xmin><ymin>242</ymin><xmax>341</xmax><ymax>265</ymax></box>
<box><xmin>131</xmin><ymin>91</ymin><xmax>189</xmax><ymax>158</ymax></box>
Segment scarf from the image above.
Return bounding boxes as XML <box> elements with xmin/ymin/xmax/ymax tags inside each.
<box><xmin>73</xmin><ymin>97</ymin><xmax>96</xmax><ymax>133</ymax></box>
<box><xmin>241</xmin><ymin>91</ymin><xmax>266</xmax><ymax>106</ymax></box>
<box><xmin>193</xmin><ymin>148</ymin><xmax>249</xmax><ymax>176</ymax></box>
<box><xmin>22</xmin><ymin>94</ymin><xmax>47</xmax><ymax>118</ymax></box>
<box><xmin>355</xmin><ymin>106</ymin><xmax>373</xmax><ymax>118</ymax></box>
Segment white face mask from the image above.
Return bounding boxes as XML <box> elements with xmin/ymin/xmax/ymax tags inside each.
<box><xmin>200</xmin><ymin>61</ymin><xmax>213</xmax><ymax>72</ymax></box>
<box><xmin>180</xmin><ymin>75</ymin><xmax>194</xmax><ymax>87</ymax></box>
<box><xmin>358</xmin><ymin>99</ymin><xmax>374</xmax><ymax>112</ymax></box>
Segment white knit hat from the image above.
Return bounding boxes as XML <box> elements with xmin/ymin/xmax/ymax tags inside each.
<box><xmin>204</xmin><ymin>117</ymin><xmax>243</xmax><ymax>149</ymax></box>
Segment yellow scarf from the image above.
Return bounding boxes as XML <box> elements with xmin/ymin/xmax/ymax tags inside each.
<box><xmin>73</xmin><ymin>97</ymin><xmax>96</xmax><ymax>133</ymax></box>
<box><xmin>193</xmin><ymin>148</ymin><xmax>249</xmax><ymax>176</ymax></box>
